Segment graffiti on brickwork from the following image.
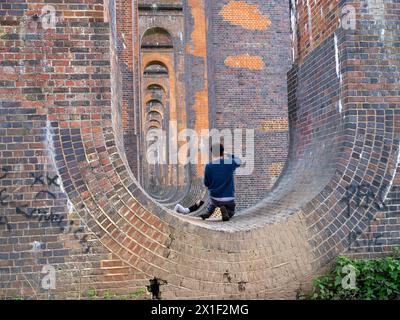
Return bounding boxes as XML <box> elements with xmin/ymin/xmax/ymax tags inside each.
<box><xmin>0</xmin><ymin>188</ymin><xmax>10</xmax><ymax>206</ymax></box>
<box><xmin>0</xmin><ymin>168</ymin><xmax>8</xmax><ymax>179</ymax></box>
<box><xmin>0</xmin><ymin>216</ymin><xmax>12</xmax><ymax>232</ymax></box>
<box><xmin>348</xmin><ymin>228</ymin><xmax>383</xmax><ymax>253</ymax></box>
<box><xmin>342</xmin><ymin>182</ymin><xmax>387</xmax><ymax>218</ymax></box>
<box><xmin>0</xmin><ymin>173</ymin><xmax>60</xmax><ymax>208</ymax></box>
<box><xmin>343</xmin><ymin>182</ymin><xmax>388</xmax><ymax>252</ymax></box>
<box><xmin>0</xmin><ymin>168</ymin><xmax>12</xmax><ymax>231</ymax></box>
<box><xmin>30</xmin><ymin>173</ymin><xmax>59</xmax><ymax>200</ymax></box>
<box><xmin>0</xmin><ymin>168</ymin><xmax>92</xmax><ymax>254</ymax></box>
<box><xmin>73</xmin><ymin>227</ymin><xmax>92</xmax><ymax>254</ymax></box>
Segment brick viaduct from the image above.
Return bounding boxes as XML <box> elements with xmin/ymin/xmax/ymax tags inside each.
<box><xmin>0</xmin><ymin>0</ymin><xmax>399</xmax><ymax>299</ymax></box>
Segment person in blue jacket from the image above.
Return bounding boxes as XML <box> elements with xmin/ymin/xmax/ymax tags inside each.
<box><xmin>200</xmin><ymin>143</ymin><xmax>242</xmax><ymax>222</ymax></box>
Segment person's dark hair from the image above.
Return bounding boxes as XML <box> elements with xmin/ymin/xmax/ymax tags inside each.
<box><xmin>211</xmin><ymin>143</ymin><xmax>224</xmax><ymax>157</ymax></box>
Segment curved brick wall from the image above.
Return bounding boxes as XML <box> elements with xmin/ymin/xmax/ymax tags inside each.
<box><xmin>1</xmin><ymin>0</ymin><xmax>400</xmax><ymax>299</ymax></box>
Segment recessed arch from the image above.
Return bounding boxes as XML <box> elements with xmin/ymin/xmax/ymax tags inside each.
<box><xmin>147</xmin><ymin>83</ymin><xmax>166</xmax><ymax>94</ymax></box>
<box><xmin>141</xmin><ymin>27</ymin><xmax>173</xmax><ymax>49</ymax></box>
<box><xmin>145</xmin><ymin>83</ymin><xmax>166</xmax><ymax>103</ymax></box>
<box><xmin>147</xmin><ymin>110</ymin><xmax>163</xmax><ymax>124</ymax></box>
<box><xmin>147</xmin><ymin>125</ymin><xmax>161</xmax><ymax>132</ymax></box>
<box><xmin>146</xmin><ymin>99</ymin><xmax>164</xmax><ymax>109</ymax></box>
<box><xmin>148</xmin><ymin>119</ymin><xmax>162</xmax><ymax>127</ymax></box>
<box><xmin>144</xmin><ymin>61</ymin><xmax>169</xmax><ymax>76</ymax></box>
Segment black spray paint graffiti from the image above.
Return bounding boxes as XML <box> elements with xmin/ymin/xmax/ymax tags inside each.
<box><xmin>348</xmin><ymin>229</ymin><xmax>383</xmax><ymax>253</ymax></box>
<box><xmin>30</xmin><ymin>173</ymin><xmax>59</xmax><ymax>199</ymax></box>
<box><xmin>15</xmin><ymin>206</ymin><xmax>92</xmax><ymax>254</ymax></box>
<box><xmin>0</xmin><ymin>216</ymin><xmax>12</xmax><ymax>232</ymax></box>
<box><xmin>0</xmin><ymin>168</ymin><xmax>8</xmax><ymax>179</ymax></box>
<box><xmin>342</xmin><ymin>182</ymin><xmax>387</xmax><ymax>218</ymax></box>
<box><xmin>342</xmin><ymin>182</ymin><xmax>388</xmax><ymax>252</ymax></box>
<box><xmin>0</xmin><ymin>168</ymin><xmax>12</xmax><ymax>231</ymax></box>
<box><xmin>0</xmin><ymin>188</ymin><xmax>10</xmax><ymax>206</ymax></box>
<box><xmin>0</xmin><ymin>168</ymin><xmax>92</xmax><ymax>253</ymax></box>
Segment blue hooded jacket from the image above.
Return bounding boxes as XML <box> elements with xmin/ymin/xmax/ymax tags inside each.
<box><xmin>204</xmin><ymin>155</ymin><xmax>241</xmax><ymax>199</ymax></box>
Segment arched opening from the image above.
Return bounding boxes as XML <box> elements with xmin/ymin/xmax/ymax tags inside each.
<box><xmin>130</xmin><ymin>1</ymin><xmax>200</xmax><ymax>207</ymax></box>
<box><xmin>141</xmin><ymin>27</ymin><xmax>173</xmax><ymax>49</ymax></box>
<box><xmin>146</xmin><ymin>84</ymin><xmax>166</xmax><ymax>102</ymax></box>
<box><xmin>147</xmin><ymin>110</ymin><xmax>163</xmax><ymax>123</ymax></box>
<box><xmin>143</xmin><ymin>61</ymin><xmax>169</xmax><ymax>77</ymax></box>
<box><xmin>147</xmin><ymin>84</ymin><xmax>166</xmax><ymax>94</ymax></box>
<box><xmin>146</xmin><ymin>99</ymin><xmax>163</xmax><ymax>108</ymax></box>
<box><xmin>119</xmin><ymin>0</ymin><xmax>292</xmax><ymax>213</ymax></box>
<box><xmin>147</xmin><ymin>119</ymin><xmax>162</xmax><ymax>128</ymax></box>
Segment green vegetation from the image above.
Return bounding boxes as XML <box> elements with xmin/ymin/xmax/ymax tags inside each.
<box><xmin>103</xmin><ymin>290</ymin><xmax>111</xmax><ymax>300</ymax></box>
<box><xmin>86</xmin><ymin>289</ymin><xmax>96</xmax><ymax>300</ymax></box>
<box><xmin>130</xmin><ymin>288</ymin><xmax>147</xmax><ymax>300</ymax></box>
<box><xmin>119</xmin><ymin>288</ymin><xmax>148</xmax><ymax>300</ymax></box>
<box><xmin>306</xmin><ymin>248</ymin><xmax>400</xmax><ymax>300</ymax></box>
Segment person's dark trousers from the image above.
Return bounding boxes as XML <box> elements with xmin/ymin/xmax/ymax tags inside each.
<box><xmin>188</xmin><ymin>201</ymin><xmax>204</xmax><ymax>213</ymax></box>
<box><xmin>202</xmin><ymin>198</ymin><xmax>236</xmax><ymax>221</ymax></box>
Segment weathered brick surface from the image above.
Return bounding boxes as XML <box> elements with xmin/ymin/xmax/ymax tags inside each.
<box><xmin>208</xmin><ymin>0</ymin><xmax>292</xmax><ymax>210</ymax></box>
<box><xmin>0</xmin><ymin>0</ymin><xmax>399</xmax><ymax>300</ymax></box>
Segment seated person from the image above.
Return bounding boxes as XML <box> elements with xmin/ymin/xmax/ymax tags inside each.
<box><xmin>201</xmin><ymin>143</ymin><xmax>241</xmax><ymax>222</ymax></box>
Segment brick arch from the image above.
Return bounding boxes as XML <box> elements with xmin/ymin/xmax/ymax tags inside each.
<box><xmin>141</xmin><ymin>26</ymin><xmax>174</xmax><ymax>48</ymax></box>
<box><xmin>143</xmin><ymin>61</ymin><xmax>169</xmax><ymax>76</ymax></box>
<box><xmin>147</xmin><ymin>110</ymin><xmax>163</xmax><ymax>122</ymax></box>
<box><xmin>56</xmin><ymin>2</ymin><xmax>399</xmax><ymax>299</ymax></box>
<box><xmin>145</xmin><ymin>100</ymin><xmax>165</xmax><ymax>119</ymax></box>
<box><xmin>147</xmin><ymin>106</ymin><xmax>165</xmax><ymax>115</ymax></box>
<box><xmin>145</xmin><ymin>99</ymin><xmax>164</xmax><ymax>111</ymax></box>
<box><xmin>56</xmin><ymin>84</ymin><xmax>400</xmax><ymax>300</ymax></box>
<box><xmin>147</xmin><ymin>119</ymin><xmax>162</xmax><ymax>129</ymax></box>
<box><xmin>53</xmin><ymin>10</ymin><xmax>400</xmax><ymax>292</ymax></box>
<box><xmin>147</xmin><ymin>109</ymin><xmax>163</xmax><ymax>118</ymax></box>
<box><xmin>147</xmin><ymin>83</ymin><xmax>167</xmax><ymax>93</ymax></box>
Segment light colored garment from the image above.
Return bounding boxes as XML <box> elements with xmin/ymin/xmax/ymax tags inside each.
<box><xmin>174</xmin><ymin>204</ymin><xmax>190</xmax><ymax>214</ymax></box>
<box><xmin>211</xmin><ymin>196</ymin><xmax>235</xmax><ymax>202</ymax></box>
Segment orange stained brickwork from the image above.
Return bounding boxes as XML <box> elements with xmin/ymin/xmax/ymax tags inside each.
<box><xmin>141</xmin><ymin>53</ymin><xmax>177</xmax><ymax>126</ymax></box>
<box><xmin>186</xmin><ymin>0</ymin><xmax>207</xmax><ymax>58</ymax></box>
<box><xmin>224</xmin><ymin>54</ymin><xmax>265</xmax><ymax>71</ymax></box>
<box><xmin>219</xmin><ymin>0</ymin><xmax>271</xmax><ymax>30</ymax></box>
<box><xmin>260</xmin><ymin>118</ymin><xmax>289</xmax><ymax>133</ymax></box>
<box><xmin>141</xmin><ymin>51</ymin><xmax>187</xmax><ymax>186</ymax></box>
<box><xmin>187</xmin><ymin>0</ymin><xmax>209</xmax><ymax>176</ymax></box>
<box><xmin>143</xmin><ymin>84</ymin><xmax>167</xmax><ymax>106</ymax></box>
